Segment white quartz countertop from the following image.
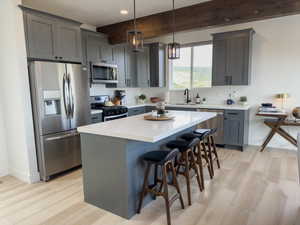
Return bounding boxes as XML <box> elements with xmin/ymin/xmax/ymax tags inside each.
<box><xmin>126</xmin><ymin>103</ymin><xmax>250</xmax><ymax>110</ymax></box>
<box><xmin>78</xmin><ymin>111</ymin><xmax>216</xmax><ymax>143</ymax></box>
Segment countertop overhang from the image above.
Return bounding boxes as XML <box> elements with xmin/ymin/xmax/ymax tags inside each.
<box><xmin>78</xmin><ymin>111</ymin><xmax>216</xmax><ymax>143</ymax></box>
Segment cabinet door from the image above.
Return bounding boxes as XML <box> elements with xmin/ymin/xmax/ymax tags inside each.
<box><xmin>125</xmin><ymin>47</ymin><xmax>137</xmax><ymax>87</ymax></box>
<box><xmin>26</xmin><ymin>13</ymin><xmax>56</xmax><ymax>60</ymax></box>
<box><xmin>224</xmin><ymin>110</ymin><xmax>244</xmax><ymax>146</ymax></box>
<box><xmin>212</xmin><ymin>39</ymin><xmax>227</xmax><ymax>86</ymax></box>
<box><xmin>227</xmin><ymin>35</ymin><xmax>249</xmax><ymax>85</ymax></box>
<box><xmin>137</xmin><ymin>47</ymin><xmax>150</xmax><ymax>87</ymax></box>
<box><xmin>113</xmin><ymin>45</ymin><xmax>126</xmax><ymax>88</ymax></box>
<box><xmin>128</xmin><ymin>107</ymin><xmax>146</xmax><ymax>116</ymax></box>
<box><xmin>56</xmin><ymin>24</ymin><xmax>82</xmax><ymax>62</ymax></box>
<box><xmin>100</xmin><ymin>44</ymin><xmax>113</xmax><ymax>63</ymax></box>
<box><xmin>149</xmin><ymin>43</ymin><xmax>166</xmax><ymax>87</ymax></box>
<box><xmin>86</xmin><ymin>36</ymin><xmax>102</xmax><ymax>62</ymax></box>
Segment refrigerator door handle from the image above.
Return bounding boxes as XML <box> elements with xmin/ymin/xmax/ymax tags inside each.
<box><xmin>67</xmin><ymin>73</ymin><xmax>75</xmax><ymax>118</ymax></box>
<box><xmin>62</xmin><ymin>73</ymin><xmax>70</xmax><ymax>118</ymax></box>
<box><xmin>45</xmin><ymin>132</ymin><xmax>80</xmax><ymax>141</ymax></box>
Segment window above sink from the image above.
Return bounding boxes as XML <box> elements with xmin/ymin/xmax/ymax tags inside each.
<box><xmin>170</xmin><ymin>42</ymin><xmax>213</xmax><ymax>90</ymax></box>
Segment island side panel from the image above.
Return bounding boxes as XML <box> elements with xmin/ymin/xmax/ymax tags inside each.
<box><xmin>125</xmin><ymin>126</ymin><xmax>196</xmax><ymax>218</ymax></box>
<box><xmin>80</xmin><ymin>133</ymin><xmax>129</xmax><ymax>218</ymax></box>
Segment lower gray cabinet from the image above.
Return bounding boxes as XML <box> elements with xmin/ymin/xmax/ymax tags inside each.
<box><xmin>145</xmin><ymin>106</ymin><xmax>156</xmax><ymax>113</ymax></box>
<box><xmin>128</xmin><ymin>107</ymin><xmax>146</xmax><ymax>116</ymax></box>
<box><xmin>224</xmin><ymin>110</ymin><xmax>249</xmax><ymax>150</ymax></box>
<box><xmin>165</xmin><ymin>107</ymin><xmax>197</xmax><ymax>112</ymax></box>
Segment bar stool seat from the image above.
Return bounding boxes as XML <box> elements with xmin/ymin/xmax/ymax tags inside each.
<box><xmin>166</xmin><ymin>138</ymin><xmax>199</xmax><ymax>152</ymax></box>
<box><xmin>143</xmin><ymin>151</ymin><xmax>174</xmax><ymax>164</ymax></box>
<box><xmin>194</xmin><ymin>128</ymin><xmax>220</xmax><ymax>177</ymax></box>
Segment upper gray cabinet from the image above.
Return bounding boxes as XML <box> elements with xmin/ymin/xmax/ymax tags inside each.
<box><xmin>112</xmin><ymin>45</ymin><xmax>126</xmax><ymax>88</ymax></box>
<box><xmin>22</xmin><ymin>7</ymin><xmax>82</xmax><ymax>63</ymax></box>
<box><xmin>137</xmin><ymin>47</ymin><xmax>150</xmax><ymax>88</ymax></box>
<box><xmin>148</xmin><ymin>43</ymin><xmax>166</xmax><ymax>88</ymax></box>
<box><xmin>212</xmin><ymin>29</ymin><xmax>254</xmax><ymax>86</ymax></box>
<box><xmin>56</xmin><ymin>23</ymin><xmax>82</xmax><ymax>62</ymax></box>
<box><xmin>83</xmin><ymin>30</ymin><xmax>113</xmax><ymax>64</ymax></box>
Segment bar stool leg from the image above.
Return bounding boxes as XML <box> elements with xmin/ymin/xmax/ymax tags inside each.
<box><xmin>171</xmin><ymin>163</ymin><xmax>184</xmax><ymax>209</ymax></box>
<box><xmin>190</xmin><ymin>150</ymin><xmax>203</xmax><ymax>192</ymax></box>
<box><xmin>183</xmin><ymin>151</ymin><xmax>192</xmax><ymax>206</ymax></box>
<box><xmin>206</xmin><ymin>137</ymin><xmax>215</xmax><ymax>177</ymax></box>
<box><xmin>162</xmin><ymin>165</ymin><xmax>171</xmax><ymax>225</ymax></box>
<box><xmin>211</xmin><ymin>136</ymin><xmax>221</xmax><ymax>169</ymax></box>
<box><xmin>196</xmin><ymin>144</ymin><xmax>205</xmax><ymax>190</ymax></box>
<box><xmin>201</xmin><ymin>142</ymin><xmax>213</xmax><ymax>179</ymax></box>
<box><xmin>137</xmin><ymin>163</ymin><xmax>151</xmax><ymax>214</ymax></box>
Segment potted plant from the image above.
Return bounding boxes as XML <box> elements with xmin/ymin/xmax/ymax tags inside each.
<box><xmin>138</xmin><ymin>94</ymin><xmax>147</xmax><ymax>104</ymax></box>
<box><xmin>239</xmin><ymin>96</ymin><xmax>248</xmax><ymax>106</ymax></box>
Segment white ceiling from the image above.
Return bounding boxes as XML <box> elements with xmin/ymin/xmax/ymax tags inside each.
<box><xmin>22</xmin><ymin>0</ymin><xmax>210</xmax><ymax>27</ymax></box>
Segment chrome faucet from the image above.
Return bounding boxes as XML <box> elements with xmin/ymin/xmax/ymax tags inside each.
<box><xmin>184</xmin><ymin>88</ymin><xmax>191</xmax><ymax>104</ymax></box>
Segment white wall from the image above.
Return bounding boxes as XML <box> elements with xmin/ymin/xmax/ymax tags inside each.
<box><xmin>0</xmin><ymin>0</ymin><xmax>39</xmax><ymax>182</ymax></box>
<box><xmin>0</xmin><ymin>99</ymin><xmax>8</xmax><ymax>177</ymax></box>
<box><xmin>149</xmin><ymin>15</ymin><xmax>300</xmax><ymax>150</ymax></box>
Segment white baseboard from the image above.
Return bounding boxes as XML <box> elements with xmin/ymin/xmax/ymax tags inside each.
<box><xmin>9</xmin><ymin>168</ymin><xmax>40</xmax><ymax>183</ymax></box>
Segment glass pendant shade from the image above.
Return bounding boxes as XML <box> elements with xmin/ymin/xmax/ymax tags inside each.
<box><xmin>127</xmin><ymin>30</ymin><xmax>143</xmax><ymax>52</ymax></box>
<box><xmin>168</xmin><ymin>42</ymin><xmax>180</xmax><ymax>59</ymax></box>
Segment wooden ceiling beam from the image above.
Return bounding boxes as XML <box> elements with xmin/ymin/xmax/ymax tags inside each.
<box><xmin>97</xmin><ymin>0</ymin><xmax>300</xmax><ymax>44</ymax></box>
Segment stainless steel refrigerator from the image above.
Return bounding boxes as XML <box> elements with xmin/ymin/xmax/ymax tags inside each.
<box><xmin>29</xmin><ymin>61</ymin><xmax>90</xmax><ymax>181</ymax></box>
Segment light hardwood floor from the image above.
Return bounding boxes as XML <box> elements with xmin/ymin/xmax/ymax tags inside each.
<box><xmin>1</xmin><ymin>146</ymin><xmax>300</xmax><ymax>225</ymax></box>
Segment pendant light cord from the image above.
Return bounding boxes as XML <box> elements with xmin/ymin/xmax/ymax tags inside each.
<box><xmin>172</xmin><ymin>0</ymin><xmax>175</xmax><ymax>43</ymax></box>
<box><xmin>134</xmin><ymin>0</ymin><xmax>137</xmax><ymax>31</ymax></box>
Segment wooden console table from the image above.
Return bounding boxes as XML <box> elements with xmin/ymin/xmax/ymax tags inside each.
<box><xmin>257</xmin><ymin>112</ymin><xmax>300</xmax><ymax>152</ymax></box>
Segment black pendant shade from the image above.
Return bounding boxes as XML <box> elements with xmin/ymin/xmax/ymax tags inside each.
<box><xmin>127</xmin><ymin>0</ymin><xmax>143</xmax><ymax>52</ymax></box>
<box><xmin>168</xmin><ymin>0</ymin><xmax>180</xmax><ymax>60</ymax></box>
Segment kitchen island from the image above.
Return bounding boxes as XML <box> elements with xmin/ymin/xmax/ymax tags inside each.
<box><xmin>78</xmin><ymin>111</ymin><xmax>216</xmax><ymax>219</ymax></box>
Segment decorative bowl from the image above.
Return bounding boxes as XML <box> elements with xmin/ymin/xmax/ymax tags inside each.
<box><xmin>292</xmin><ymin>107</ymin><xmax>300</xmax><ymax>119</ymax></box>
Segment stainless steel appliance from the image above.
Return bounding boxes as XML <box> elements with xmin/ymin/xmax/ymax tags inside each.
<box><xmin>90</xmin><ymin>95</ymin><xmax>128</xmax><ymax>121</ymax></box>
<box><xmin>29</xmin><ymin>61</ymin><xmax>90</xmax><ymax>181</ymax></box>
<box><xmin>90</xmin><ymin>62</ymin><xmax>118</xmax><ymax>84</ymax></box>
<box><xmin>197</xmin><ymin>109</ymin><xmax>224</xmax><ymax>145</ymax></box>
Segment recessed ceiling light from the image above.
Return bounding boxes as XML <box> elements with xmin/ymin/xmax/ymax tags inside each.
<box><xmin>120</xmin><ymin>10</ymin><xmax>128</xmax><ymax>15</ymax></box>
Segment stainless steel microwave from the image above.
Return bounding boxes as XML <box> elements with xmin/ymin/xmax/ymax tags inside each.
<box><xmin>90</xmin><ymin>62</ymin><xmax>118</xmax><ymax>84</ymax></box>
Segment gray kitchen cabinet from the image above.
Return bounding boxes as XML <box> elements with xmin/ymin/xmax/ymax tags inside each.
<box><xmin>128</xmin><ymin>107</ymin><xmax>146</xmax><ymax>116</ymax></box>
<box><xmin>112</xmin><ymin>45</ymin><xmax>126</xmax><ymax>88</ymax></box>
<box><xmin>212</xmin><ymin>29</ymin><xmax>254</xmax><ymax>86</ymax></box>
<box><xmin>165</xmin><ymin>106</ymin><xmax>197</xmax><ymax>112</ymax></box>
<box><xmin>137</xmin><ymin>47</ymin><xmax>150</xmax><ymax>88</ymax></box>
<box><xmin>125</xmin><ymin>47</ymin><xmax>138</xmax><ymax>87</ymax></box>
<box><xmin>145</xmin><ymin>106</ymin><xmax>156</xmax><ymax>113</ymax></box>
<box><xmin>148</xmin><ymin>43</ymin><xmax>166</xmax><ymax>87</ymax></box>
<box><xmin>25</xmin><ymin>13</ymin><xmax>57</xmax><ymax>60</ymax></box>
<box><xmin>56</xmin><ymin>23</ymin><xmax>82</xmax><ymax>62</ymax></box>
<box><xmin>22</xmin><ymin>7</ymin><xmax>82</xmax><ymax>62</ymax></box>
<box><xmin>224</xmin><ymin>110</ymin><xmax>249</xmax><ymax>150</ymax></box>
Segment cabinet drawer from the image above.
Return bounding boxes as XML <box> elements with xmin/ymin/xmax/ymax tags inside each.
<box><xmin>165</xmin><ymin>107</ymin><xmax>197</xmax><ymax>112</ymax></box>
<box><xmin>224</xmin><ymin>110</ymin><xmax>244</xmax><ymax>119</ymax></box>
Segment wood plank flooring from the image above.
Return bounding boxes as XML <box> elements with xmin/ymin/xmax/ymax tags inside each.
<box><xmin>1</xmin><ymin>146</ymin><xmax>300</xmax><ymax>225</ymax></box>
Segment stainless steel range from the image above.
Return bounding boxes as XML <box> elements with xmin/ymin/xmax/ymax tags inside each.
<box><xmin>90</xmin><ymin>95</ymin><xmax>128</xmax><ymax>121</ymax></box>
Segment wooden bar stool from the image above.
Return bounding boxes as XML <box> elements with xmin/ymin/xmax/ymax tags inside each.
<box><xmin>137</xmin><ymin>149</ymin><xmax>184</xmax><ymax>225</ymax></box>
<box><xmin>180</xmin><ymin>132</ymin><xmax>213</xmax><ymax>190</ymax></box>
<box><xmin>194</xmin><ymin>128</ymin><xmax>221</xmax><ymax>176</ymax></box>
<box><xmin>166</xmin><ymin>138</ymin><xmax>203</xmax><ymax>206</ymax></box>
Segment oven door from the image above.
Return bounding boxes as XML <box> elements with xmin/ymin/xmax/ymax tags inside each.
<box><xmin>91</xmin><ymin>62</ymin><xmax>118</xmax><ymax>84</ymax></box>
<box><xmin>104</xmin><ymin>113</ymin><xmax>128</xmax><ymax>122</ymax></box>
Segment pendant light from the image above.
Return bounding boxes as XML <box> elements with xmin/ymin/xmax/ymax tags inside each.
<box><xmin>127</xmin><ymin>0</ymin><xmax>144</xmax><ymax>52</ymax></box>
<box><xmin>168</xmin><ymin>0</ymin><xmax>180</xmax><ymax>60</ymax></box>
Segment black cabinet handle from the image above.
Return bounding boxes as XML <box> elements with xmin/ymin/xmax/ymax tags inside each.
<box><xmin>59</xmin><ymin>57</ymin><xmax>63</xmax><ymax>60</ymax></box>
<box><xmin>55</xmin><ymin>56</ymin><xmax>58</xmax><ymax>59</ymax></box>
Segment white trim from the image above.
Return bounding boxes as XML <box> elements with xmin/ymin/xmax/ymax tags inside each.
<box><xmin>9</xmin><ymin>168</ymin><xmax>40</xmax><ymax>184</ymax></box>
